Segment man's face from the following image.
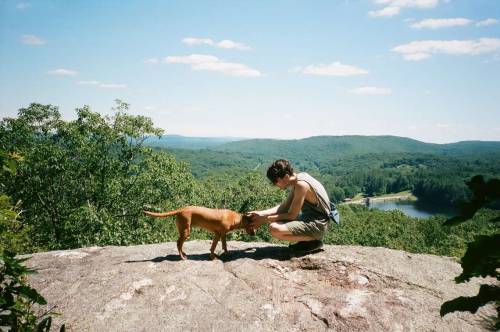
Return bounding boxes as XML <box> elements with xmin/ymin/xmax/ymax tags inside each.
<box><xmin>274</xmin><ymin>175</ymin><xmax>289</xmax><ymax>190</ymax></box>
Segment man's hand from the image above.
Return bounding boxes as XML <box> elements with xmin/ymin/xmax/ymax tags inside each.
<box><xmin>249</xmin><ymin>212</ymin><xmax>268</xmax><ymax>228</ymax></box>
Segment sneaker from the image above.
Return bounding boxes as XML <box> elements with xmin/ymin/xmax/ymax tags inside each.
<box><xmin>289</xmin><ymin>240</ymin><xmax>323</xmax><ymax>253</ymax></box>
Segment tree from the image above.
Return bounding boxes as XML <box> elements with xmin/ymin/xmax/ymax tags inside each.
<box><xmin>440</xmin><ymin>175</ymin><xmax>500</xmax><ymax>328</ymax></box>
<box><xmin>0</xmin><ymin>149</ymin><xmax>33</xmax><ymax>254</ymax></box>
<box><xmin>0</xmin><ymin>149</ymin><xmax>58</xmax><ymax>331</ymax></box>
<box><xmin>0</xmin><ymin>101</ymin><xmax>197</xmax><ymax>249</ymax></box>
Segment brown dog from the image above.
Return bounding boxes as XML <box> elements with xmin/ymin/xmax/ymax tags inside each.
<box><xmin>143</xmin><ymin>206</ymin><xmax>254</xmax><ymax>260</ymax></box>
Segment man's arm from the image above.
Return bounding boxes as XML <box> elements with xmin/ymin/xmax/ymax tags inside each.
<box><xmin>253</xmin><ymin>204</ymin><xmax>280</xmax><ymax>216</ymax></box>
<box><xmin>251</xmin><ymin>183</ymin><xmax>307</xmax><ymax>226</ymax></box>
<box><xmin>251</xmin><ymin>190</ymin><xmax>294</xmax><ymax>216</ymax></box>
<box><xmin>266</xmin><ymin>183</ymin><xmax>306</xmax><ymax>222</ymax></box>
<box><xmin>277</xmin><ymin>189</ymin><xmax>294</xmax><ymax>214</ymax></box>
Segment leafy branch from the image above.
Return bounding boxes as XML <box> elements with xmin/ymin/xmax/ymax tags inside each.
<box><xmin>441</xmin><ymin>175</ymin><xmax>500</xmax><ymax>329</ymax></box>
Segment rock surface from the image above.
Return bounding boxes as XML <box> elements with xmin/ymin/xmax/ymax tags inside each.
<box><xmin>24</xmin><ymin>241</ymin><xmax>496</xmax><ymax>331</ymax></box>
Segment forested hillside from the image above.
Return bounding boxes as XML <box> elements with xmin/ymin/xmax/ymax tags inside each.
<box><xmin>154</xmin><ymin>139</ymin><xmax>500</xmax><ymax>206</ymax></box>
<box><xmin>1</xmin><ymin>103</ymin><xmax>499</xmax><ymax>261</ymax></box>
<box><xmin>213</xmin><ymin>135</ymin><xmax>500</xmax><ymax>158</ymax></box>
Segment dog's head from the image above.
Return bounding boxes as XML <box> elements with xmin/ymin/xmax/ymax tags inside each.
<box><xmin>241</xmin><ymin>214</ymin><xmax>256</xmax><ymax>236</ymax></box>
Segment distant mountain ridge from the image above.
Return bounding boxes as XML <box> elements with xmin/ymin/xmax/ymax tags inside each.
<box><xmin>212</xmin><ymin>135</ymin><xmax>500</xmax><ymax>159</ymax></box>
<box><xmin>144</xmin><ymin>135</ymin><xmax>246</xmax><ymax>150</ymax></box>
<box><xmin>145</xmin><ymin>134</ymin><xmax>500</xmax><ymax>158</ymax></box>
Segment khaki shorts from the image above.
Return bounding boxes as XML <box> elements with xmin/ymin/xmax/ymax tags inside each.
<box><xmin>285</xmin><ymin>219</ymin><xmax>328</xmax><ymax>240</ymax></box>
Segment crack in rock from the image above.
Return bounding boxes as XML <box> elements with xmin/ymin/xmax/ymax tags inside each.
<box><xmin>297</xmin><ymin>298</ymin><xmax>330</xmax><ymax>328</ymax></box>
<box><xmin>222</xmin><ymin>262</ymin><xmax>255</xmax><ymax>291</ymax></box>
<box><xmin>97</xmin><ymin>278</ymin><xmax>153</xmax><ymax>320</ymax></box>
<box><xmin>190</xmin><ymin>280</ymin><xmax>243</xmax><ymax>319</ymax></box>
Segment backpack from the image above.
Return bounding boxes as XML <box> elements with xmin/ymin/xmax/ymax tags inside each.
<box><xmin>328</xmin><ymin>202</ymin><xmax>340</xmax><ymax>225</ymax></box>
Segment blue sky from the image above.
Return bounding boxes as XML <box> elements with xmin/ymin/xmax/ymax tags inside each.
<box><xmin>1</xmin><ymin>0</ymin><xmax>499</xmax><ymax>143</ymax></box>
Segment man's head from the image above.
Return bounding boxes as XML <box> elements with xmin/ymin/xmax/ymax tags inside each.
<box><xmin>267</xmin><ymin>159</ymin><xmax>294</xmax><ymax>189</ymax></box>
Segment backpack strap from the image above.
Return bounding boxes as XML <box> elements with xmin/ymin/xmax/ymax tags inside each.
<box><xmin>328</xmin><ymin>202</ymin><xmax>340</xmax><ymax>225</ymax></box>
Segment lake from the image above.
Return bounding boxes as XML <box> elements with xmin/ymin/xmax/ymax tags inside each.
<box><xmin>368</xmin><ymin>200</ymin><xmax>457</xmax><ymax>219</ymax></box>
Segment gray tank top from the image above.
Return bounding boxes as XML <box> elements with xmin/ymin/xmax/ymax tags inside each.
<box><xmin>291</xmin><ymin>172</ymin><xmax>331</xmax><ymax>220</ymax></box>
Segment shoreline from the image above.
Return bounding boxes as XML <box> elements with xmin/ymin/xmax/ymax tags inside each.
<box><xmin>340</xmin><ymin>193</ymin><xmax>416</xmax><ymax>205</ymax></box>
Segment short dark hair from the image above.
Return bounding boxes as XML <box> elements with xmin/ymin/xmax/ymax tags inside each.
<box><xmin>267</xmin><ymin>159</ymin><xmax>294</xmax><ymax>184</ymax></box>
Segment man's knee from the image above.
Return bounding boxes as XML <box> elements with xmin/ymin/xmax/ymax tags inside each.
<box><xmin>269</xmin><ymin>222</ymin><xmax>288</xmax><ymax>236</ymax></box>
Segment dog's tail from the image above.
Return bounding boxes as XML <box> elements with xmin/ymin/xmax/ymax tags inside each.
<box><xmin>143</xmin><ymin>209</ymin><xmax>181</xmax><ymax>218</ymax></box>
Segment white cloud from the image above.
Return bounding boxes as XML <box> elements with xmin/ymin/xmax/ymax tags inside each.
<box><xmin>369</xmin><ymin>6</ymin><xmax>400</xmax><ymax>17</ymax></box>
<box><xmin>392</xmin><ymin>38</ymin><xmax>500</xmax><ymax>60</ymax></box>
<box><xmin>349</xmin><ymin>86</ymin><xmax>392</xmax><ymax>95</ymax></box>
<box><xmin>410</xmin><ymin>18</ymin><xmax>472</xmax><ymax>29</ymax></box>
<box><xmin>182</xmin><ymin>37</ymin><xmax>251</xmax><ymax>50</ymax></box>
<box><xmin>48</xmin><ymin>69</ymin><xmax>78</xmax><ymax>76</ymax></box>
<box><xmin>99</xmin><ymin>83</ymin><xmax>126</xmax><ymax>89</ymax></box>
<box><xmin>164</xmin><ymin>54</ymin><xmax>261</xmax><ymax>77</ymax></box>
<box><xmin>476</xmin><ymin>18</ymin><xmax>499</xmax><ymax>27</ymax></box>
<box><xmin>21</xmin><ymin>34</ymin><xmax>44</xmax><ymax>45</ymax></box>
<box><xmin>182</xmin><ymin>37</ymin><xmax>213</xmax><ymax>46</ymax></box>
<box><xmin>77</xmin><ymin>80</ymin><xmax>100</xmax><ymax>85</ymax></box>
<box><xmin>215</xmin><ymin>40</ymin><xmax>251</xmax><ymax>50</ymax></box>
<box><xmin>144</xmin><ymin>58</ymin><xmax>159</xmax><ymax>64</ymax></box>
<box><xmin>403</xmin><ymin>53</ymin><xmax>432</xmax><ymax>60</ymax></box>
<box><xmin>165</xmin><ymin>54</ymin><xmax>219</xmax><ymax>64</ymax></box>
<box><xmin>370</xmin><ymin>0</ymin><xmax>441</xmax><ymax>17</ymax></box>
<box><xmin>16</xmin><ymin>3</ymin><xmax>30</xmax><ymax>10</ymax></box>
<box><xmin>295</xmin><ymin>62</ymin><xmax>369</xmax><ymax>76</ymax></box>
<box><xmin>373</xmin><ymin>0</ymin><xmax>439</xmax><ymax>9</ymax></box>
<box><xmin>77</xmin><ymin>80</ymin><xmax>126</xmax><ymax>88</ymax></box>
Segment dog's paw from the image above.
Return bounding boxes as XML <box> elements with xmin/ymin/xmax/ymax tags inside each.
<box><xmin>209</xmin><ymin>253</ymin><xmax>218</xmax><ymax>260</ymax></box>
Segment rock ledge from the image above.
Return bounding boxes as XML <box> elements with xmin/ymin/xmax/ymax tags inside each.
<box><xmin>25</xmin><ymin>241</ymin><xmax>496</xmax><ymax>331</ymax></box>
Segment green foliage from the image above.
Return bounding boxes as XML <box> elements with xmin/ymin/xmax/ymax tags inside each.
<box><xmin>440</xmin><ymin>175</ymin><xmax>500</xmax><ymax>329</ymax></box>
<box><xmin>0</xmin><ymin>101</ymin><xmax>204</xmax><ymax>250</ymax></box>
<box><xmin>322</xmin><ymin>204</ymin><xmax>498</xmax><ymax>258</ymax></box>
<box><xmin>162</xmin><ymin>147</ymin><xmax>260</xmax><ymax>178</ymax></box>
<box><xmin>0</xmin><ymin>251</ymin><xmax>58</xmax><ymax>331</ymax></box>
<box><xmin>162</xmin><ymin>140</ymin><xmax>500</xmax><ymax>206</ymax></box>
<box><xmin>211</xmin><ymin>135</ymin><xmax>500</xmax><ymax>162</ymax></box>
<box><xmin>413</xmin><ymin>175</ymin><xmax>468</xmax><ymax>206</ymax></box>
<box><xmin>0</xmin><ymin>195</ymin><xmax>33</xmax><ymax>254</ymax></box>
<box><xmin>2</xmin><ymin>101</ymin><xmax>499</xmax><ymax>266</ymax></box>
<box><xmin>3</xmin><ymin>102</ymin><xmax>500</xmax><ymax>330</ymax></box>
<box><xmin>0</xmin><ymin>148</ymin><xmax>34</xmax><ymax>254</ymax></box>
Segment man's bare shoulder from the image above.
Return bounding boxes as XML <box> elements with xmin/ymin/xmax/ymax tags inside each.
<box><xmin>293</xmin><ymin>181</ymin><xmax>309</xmax><ymax>192</ymax></box>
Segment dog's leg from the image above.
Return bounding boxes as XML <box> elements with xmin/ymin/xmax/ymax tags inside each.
<box><xmin>210</xmin><ymin>233</ymin><xmax>221</xmax><ymax>260</ymax></box>
<box><xmin>176</xmin><ymin>217</ymin><xmax>190</xmax><ymax>260</ymax></box>
<box><xmin>221</xmin><ymin>234</ymin><xmax>228</xmax><ymax>255</ymax></box>
<box><xmin>176</xmin><ymin>237</ymin><xmax>187</xmax><ymax>260</ymax></box>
